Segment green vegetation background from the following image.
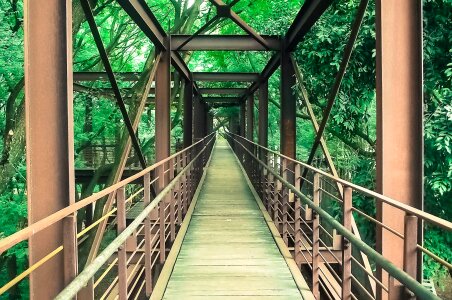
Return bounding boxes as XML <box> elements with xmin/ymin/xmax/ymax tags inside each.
<box><xmin>0</xmin><ymin>0</ymin><xmax>450</xmax><ymax>298</ymax></box>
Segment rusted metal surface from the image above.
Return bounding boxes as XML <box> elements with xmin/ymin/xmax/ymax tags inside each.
<box><xmin>200</xmin><ymin>88</ymin><xmax>247</xmax><ymax>95</ymax></box>
<box><xmin>171</xmin><ymin>35</ymin><xmax>280</xmax><ymax>51</ymax></box>
<box><xmin>81</xmin><ymin>0</ymin><xmax>147</xmax><ymax>168</ymax></box>
<box><xmin>376</xmin><ymin>0</ymin><xmax>423</xmax><ymax>297</ymax></box>
<box><xmin>280</xmin><ymin>47</ymin><xmax>296</xmax><ymax>159</ymax></box>
<box><xmin>284</xmin><ymin>0</ymin><xmax>334</xmax><ymax>51</ymax></box>
<box><xmin>226</xmin><ymin>134</ymin><xmax>442</xmax><ymax>300</ymax></box>
<box><xmin>183</xmin><ymin>81</ymin><xmax>193</xmax><ymax>148</ymax></box>
<box><xmin>24</xmin><ymin>0</ymin><xmax>75</xmax><ymax>298</ymax></box>
<box><xmin>208</xmin><ymin>0</ymin><xmax>270</xmax><ymax>49</ymax></box>
<box><xmin>258</xmin><ymin>81</ymin><xmax>268</xmax><ymax>149</ymax></box>
<box><xmin>193</xmin><ymin>72</ymin><xmax>259</xmax><ymax>82</ymax></box>
<box><xmin>246</xmin><ymin>94</ymin><xmax>254</xmax><ymax>141</ymax></box>
<box><xmin>240</xmin><ymin>102</ymin><xmax>246</xmax><ymax>137</ymax></box>
<box><xmin>302</xmin><ymin>0</ymin><xmax>369</xmax><ymax>181</ymax></box>
<box><xmin>194</xmin><ymin>96</ymin><xmax>206</xmax><ymax>140</ymax></box>
<box><xmin>117</xmin><ymin>0</ymin><xmax>166</xmax><ymax>49</ymax></box>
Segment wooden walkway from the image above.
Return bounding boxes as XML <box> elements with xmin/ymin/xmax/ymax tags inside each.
<box><xmin>160</xmin><ymin>139</ymin><xmax>311</xmax><ymax>299</ymax></box>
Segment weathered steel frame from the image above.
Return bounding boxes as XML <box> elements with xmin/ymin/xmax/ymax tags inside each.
<box><xmin>20</xmin><ymin>0</ymin><xmax>426</xmax><ymax>297</ymax></box>
<box><xmin>80</xmin><ymin>0</ymin><xmax>147</xmax><ymax>168</ymax></box>
<box><xmin>24</xmin><ymin>0</ymin><xmax>76</xmax><ymax>298</ymax></box>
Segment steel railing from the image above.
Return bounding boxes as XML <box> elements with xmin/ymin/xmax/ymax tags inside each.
<box><xmin>0</xmin><ymin>133</ymin><xmax>216</xmax><ymax>299</ymax></box>
<box><xmin>225</xmin><ymin>132</ymin><xmax>450</xmax><ymax>300</ymax></box>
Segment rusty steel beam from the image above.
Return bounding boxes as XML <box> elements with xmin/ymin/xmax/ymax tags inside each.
<box><xmin>200</xmin><ymin>88</ymin><xmax>247</xmax><ymax>95</ymax></box>
<box><xmin>155</xmin><ymin>41</ymin><xmax>172</xmax><ymax>161</ymax></box>
<box><xmin>193</xmin><ymin>96</ymin><xmax>206</xmax><ymax>140</ymax></box>
<box><xmin>204</xmin><ymin>97</ymin><xmax>241</xmax><ymax>103</ymax></box>
<box><xmin>24</xmin><ymin>0</ymin><xmax>76</xmax><ymax>298</ymax></box>
<box><xmin>280</xmin><ymin>46</ymin><xmax>297</xmax><ymax>159</ymax></box>
<box><xmin>183</xmin><ymin>80</ymin><xmax>193</xmax><ymax>147</ymax></box>
<box><xmin>210</xmin><ymin>102</ymin><xmax>240</xmax><ymax>109</ymax></box>
<box><xmin>171</xmin><ymin>35</ymin><xmax>280</xmax><ymax>51</ymax></box>
<box><xmin>285</xmin><ymin>0</ymin><xmax>333</xmax><ymax>51</ymax></box>
<box><xmin>171</xmin><ymin>51</ymin><xmax>191</xmax><ymax>81</ymax></box>
<box><xmin>85</xmin><ymin>53</ymin><xmax>161</xmax><ymax>269</ymax></box>
<box><xmin>376</xmin><ymin>0</ymin><xmax>423</xmax><ymax>298</ymax></box>
<box><xmin>81</xmin><ymin>0</ymin><xmax>147</xmax><ymax>168</ymax></box>
<box><xmin>242</xmin><ymin>53</ymin><xmax>280</xmax><ymax>101</ymax></box>
<box><xmin>302</xmin><ymin>0</ymin><xmax>368</xmax><ymax>178</ymax></box>
<box><xmin>246</xmin><ymin>94</ymin><xmax>254</xmax><ymax>141</ymax></box>
<box><xmin>240</xmin><ymin>102</ymin><xmax>246</xmax><ymax>137</ymax></box>
<box><xmin>116</xmin><ymin>0</ymin><xmax>166</xmax><ymax>49</ymax></box>
<box><xmin>292</xmin><ymin>56</ymin><xmax>376</xmax><ymax>297</ymax></box>
<box><xmin>209</xmin><ymin>0</ymin><xmax>270</xmax><ymax>49</ymax></box>
<box><xmin>193</xmin><ymin>72</ymin><xmax>259</xmax><ymax>82</ymax></box>
<box><xmin>174</xmin><ymin>16</ymin><xmax>221</xmax><ymax>51</ymax></box>
<box><xmin>258</xmin><ymin>81</ymin><xmax>268</xmax><ymax>148</ymax></box>
<box><xmin>74</xmin><ymin>71</ymin><xmax>141</xmax><ymax>81</ymax></box>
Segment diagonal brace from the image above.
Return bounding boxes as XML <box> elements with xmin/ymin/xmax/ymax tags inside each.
<box><xmin>80</xmin><ymin>0</ymin><xmax>147</xmax><ymax>169</ymax></box>
<box><xmin>301</xmin><ymin>0</ymin><xmax>369</xmax><ymax>182</ymax></box>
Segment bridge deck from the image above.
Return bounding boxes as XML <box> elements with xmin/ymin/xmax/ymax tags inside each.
<box><xmin>162</xmin><ymin>139</ymin><xmax>309</xmax><ymax>299</ymax></box>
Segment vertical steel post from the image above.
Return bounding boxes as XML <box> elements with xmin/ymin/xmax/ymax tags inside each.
<box><xmin>194</xmin><ymin>96</ymin><xmax>205</xmax><ymax>141</ymax></box>
<box><xmin>24</xmin><ymin>0</ymin><xmax>76</xmax><ymax>298</ymax></box>
<box><xmin>155</xmin><ymin>38</ymin><xmax>171</xmax><ymax>264</ymax></box>
<box><xmin>240</xmin><ymin>102</ymin><xmax>246</xmax><ymax>137</ymax></box>
<box><xmin>117</xmin><ymin>187</ymin><xmax>127</xmax><ymax>300</ymax></box>
<box><xmin>258</xmin><ymin>81</ymin><xmax>269</xmax><ymax>151</ymax></box>
<box><xmin>246</xmin><ymin>94</ymin><xmax>254</xmax><ymax>141</ymax></box>
<box><xmin>280</xmin><ymin>48</ymin><xmax>297</xmax><ymax>160</ymax></box>
<box><xmin>342</xmin><ymin>186</ymin><xmax>353</xmax><ymax>300</ymax></box>
<box><xmin>376</xmin><ymin>1</ymin><xmax>423</xmax><ymax>297</ymax></box>
<box><xmin>312</xmin><ymin>173</ymin><xmax>321</xmax><ymax>298</ymax></box>
<box><xmin>183</xmin><ymin>80</ymin><xmax>193</xmax><ymax>147</ymax></box>
<box><xmin>143</xmin><ymin>173</ymin><xmax>152</xmax><ymax>296</ymax></box>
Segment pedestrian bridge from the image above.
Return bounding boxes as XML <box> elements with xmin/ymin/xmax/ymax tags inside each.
<box><xmin>1</xmin><ymin>134</ymin><xmax>450</xmax><ymax>300</ymax></box>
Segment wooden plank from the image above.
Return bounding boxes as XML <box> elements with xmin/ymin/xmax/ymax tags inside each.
<box><xmin>160</xmin><ymin>138</ymin><xmax>311</xmax><ymax>299</ymax></box>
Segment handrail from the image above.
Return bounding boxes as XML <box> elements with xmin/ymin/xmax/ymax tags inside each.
<box><xmin>55</xmin><ymin>135</ymin><xmax>216</xmax><ymax>299</ymax></box>
<box><xmin>226</xmin><ymin>132</ymin><xmax>442</xmax><ymax>300</ymax></box>
<box><xmin>0</xmin><ymin>132</ymin><xmax>215</xmax><ymax>254</ymax></box>
<box><xmin>227</xmin><ymin>132</ymin><xmax>452</xmax><ymax>231</ymax></box>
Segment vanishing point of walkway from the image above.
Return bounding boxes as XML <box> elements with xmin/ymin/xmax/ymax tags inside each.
<box><xmin>162</xmin><ymin>139</ymin><xmax>309</xmax><ymax>299</ymax></box>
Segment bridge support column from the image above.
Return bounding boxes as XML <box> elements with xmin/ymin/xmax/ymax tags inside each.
<box><xmin>194</xmin><ymin>96</ymin><xmax>206</xmax><ymax>140</ymax></box>
<box><xmin>206</xmin><ymin>112</ymin><xmax>214</xmax><ymax>134</ymax></box>
<box><xmin>24</xmin><ymin>0</ymin><xmax>76</xmax><ymax>298</ymax></box>
<box><xmin>183</xmin><ymin>80</ymin><xmax>193</xmax><ymax>147</ymax></box>
<box><xmin>246</xmin><ymin>94</ymin><xmax>254</xmax><ymax>141</ymax></box>
<box><xmin>240</xmin><ymin>102</ymin><xmax>246</xmax><ymax>137</ymax></box>
<box><xmin>280</xmin><ymin>49</ymin><xmax>296</xmax><ymax>159</ymax></box>
<box><xmin>258</xmin><ymin>81</ymin><xmax>268</xmax><ymax>149</ymax></box>
<box><xmin>376</xmin><ymin>0</ymin><xmax>423</xmax><ymax>298</ymax></box>
<box><xmin>155</xmin><ymin>38</ymin><xmax>171</xmax><ymax>264</ymax></box>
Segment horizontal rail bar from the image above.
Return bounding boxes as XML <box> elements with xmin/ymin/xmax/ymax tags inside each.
<box><xmin>55</xmin><ymin>136</ymin><xmax>215</xmax><ymax>299</ymax></box>
<box><xmin>227</xmin><ymin>133</ymin><xmax>440</xmax><ymax>300</ymax></box>
<box><xmin>228</xmin><ymin>133</ymin><xmax>452</xmax><ymax>231</ymax></box>
<box><xmin>0</xmin><ymin>133</ymin><xmax>214</xmax><ymax>253</ymax></box>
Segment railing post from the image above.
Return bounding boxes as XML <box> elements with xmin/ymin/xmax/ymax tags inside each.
<box><xmin>312</xmin><ymin>173</ymin><xmax>321</xmax><ymax>299</ymax></box>
<box><xmin>169</xmin><ymin>157</ymin><xmax>176</xmax><ymax>242</ymax></box>
<box><xmin>176</xmin><ymin>154</ymin><xmax>183</xmax><ymax>225</ymax></box>
<box><xmin>63</xmin><ymin>215</ymin><xmax>78</xmax><ymax>286</ymax></box>
<box><xmin>342</xmin><ymin>186</ymin><xmax>353</xmax><ymax>300</ymax></box>
<box><xmin>158</xmin><ymin>165</ymin><xmax>166</xmax><ymax>263</ymax></box>
<box><xmin>117</xmin><ymin>186</ymin><xmax>127</xmax><ymax>300</ymax></box>
<box><xmin>143</xmin><ymin>173</ymin><xmax>152</xmax><ymax>296</ymax></box>
<box><xmin>282</xmin><ymin>158</ymin><xmax>289</xmax><ymax>245</ymax></box>
<box><xmin>294</xmin><ymin>164</ymin><xmax>302</xmax><ymax>268</ymax></box>
<box><xmin>404</xmin><ymin>214</ymin><xmax>418</xmax><ymax>297</ymax></box>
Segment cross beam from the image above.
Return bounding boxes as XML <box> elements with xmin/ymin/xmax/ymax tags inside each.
<box><xmin>193</xmin><ymin>72</ymin><xmax>259</xmax><ymax>82</ymax></box>
<box><xmin>171</xmin><ymin>35</ymin><xmax>281</xmax><ymax>51</ymax></box>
